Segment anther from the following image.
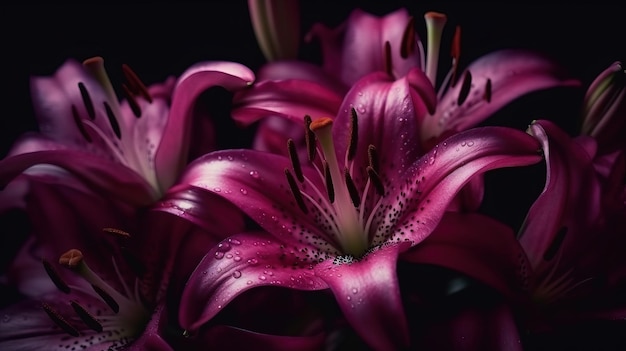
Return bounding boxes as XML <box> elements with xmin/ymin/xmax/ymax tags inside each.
<box><xmin>285</xmin><ymin>169</ymin><xmax>308</xmax><ymax>213</ymax></box>
<box><xmin>450</xmin><ymin>25</ymin><xmax>462</xmax><ymax>87</ymax></box>
<box><xmin>366</xmin><ymin>166</ymin><xmax>385</xmax><ymax>196</ymax></box>
<box><xmin>42</xmin><ymin>302</ymin><xmax>80</xmax><ymax>337</ymax></box>
<box><xmin>121</xmin><ymin>83</ymin><xmax>142</xmax><ymax>118</ymax></box>
<box><xmin>483</xmin><ymin>78</ymin><xmax>492</xmax><ymax>103</ymax></box>
<box><xmin>344</xmin><ymin>169</ymin><xmax>361</xmax><ymax>207</ymax></box>
<box><xmin>304</xmin><ymin>115</ymin><xmax>317</xmax><ymax>162</ymax></box>
<box><xmin>457</xmin><ymin>70</ymin><xmax>472</xmax><ymax>106</ymax></box>
<box><xmin>367</xmin><ymin>145</ymin><xmax>379</xmax><ymax>173</ymax></box>
<box><xmin>324</xmin><ymin>161</ymin><xmax>335</xmax><ymax>203</ymax></box>
<box><xmin>104</xmin><ymin>102</ymin><xmax>122</xmax><ymax>139</ymax></box>
<box><xmin>92</xmin><ymin>284</ymin><xmax>120</xmax><ymax>313</ymax></box>
<box><xmin>287</xmin><ymin>139</ymin><xmax>304</xmax><ymax>182</ymax></box>
<box><xmin>70</xmin><ymin>300</ymin><xmax>103</xmax><ymax>332</ymax></box>
<box><xmin>71</xmin><ymin>105</ymin><xmax>93</xmax><ymax>143</ymax></box>
<box><xmin>42</xmin><ymin>259</ymin><xmax>71</xmax><ymax>293</ymax></box>
<box><xmin>400</xmin><ymin>17</ymin><xmax>416</xmax><ymax>59</ymax></box>
<box><xmin>59</xmin><ymin>249</ymin><xmax>84</xmax><ymax>268</ymax></box>
<box><xmin>347</xmin><ymin>108</ymin><xmax>359</xmax><ymax>161</ymax></box>
<box><xmin>78</xmin><ymin>82</ymin><xmax>96</xmax><ymax>120</ymax></box>
<box><xmin>103</xmin><ymin>227</ymin><xmax>131</xmax><ymax>238</ymax></box>
<box><xmin>122</xmin><ymin>64</ymin><xmax>153</xmax><ymax>103</ymax></box>
<box><xmin>383</xmin><ymin>41</ymin><xmax>393</xmax><ymax>77</ymax></box>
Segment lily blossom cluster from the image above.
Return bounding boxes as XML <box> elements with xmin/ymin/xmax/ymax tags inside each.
<box><xmin>1</xmin><ymin>3</ymin><xmax>624</xmax><ymax>351</ymax></box>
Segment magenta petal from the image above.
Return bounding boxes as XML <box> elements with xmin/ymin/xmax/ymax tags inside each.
<box><xmin>306</xmin><ymin>8</ymin><xmax>421</xmax><ymax>86</ymax></box>
<box><xmin>232</xmin><ymin>78</ymin><xmax>343</xmax><ymax>126</ymax></box>
<box><xmin>179</xmin><ymin>232</ymin><xmax>328</xmax><ymax>333</ymax></box>
<box><xmin>255</xmin><ymin>60</ymin><xmax>346</xmax><ymax>94</ymax></box>
<box><xmin>314</xmin><ymin>242</ymin><xmax>411</xmax><ymax>351</ymax></box>
<box><xmin>126</xmin><ymin>303</ymin><xmax>173</xmax><ymax>351</ymax></box>
<box><xmin>155</xmin><ymin>61</ymin><xmax>255</xmax><ymax>191</ymax></box>
<box><xmin>402</xmin><ymin>212</ymin><xmax>529</xmax><ymax>299</ymax></box>
<box><xmin>198</xmin><ymin>325</ymin><xmax>325</xmax><ymax>351</ymax></box>
<box><xmin>423</xmin><ymin>49</ymin><xmax>581</xmax><ymax>142</ymax></box>
<box><xmin>0</xmin><ymin>150</ymin><xmax>157</xmax><ymax>206</ymax></box>
<box><xmin>522</xmin><ymin>120</ymin><xmax>600</xmax><ymax>271</ymax></box>
<box><xmin>382</xmin><ymin>126</ymin><xmax>542</xmax><ymax>246</ymax></box>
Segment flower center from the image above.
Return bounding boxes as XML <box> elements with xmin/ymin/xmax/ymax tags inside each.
<box><xmin>284</xmin><ymin>111</ymin><xmax>385</xmax><ymax>257</ymax></box>
<box><xmin>41</xmin><ymin>229</ymin><xmax>150</xmax><ymax>347</ymax></box>
<box><xmin>72</xmin><ymin>57</ymin><xmax>162</xmax><ymax>194</ymax></box>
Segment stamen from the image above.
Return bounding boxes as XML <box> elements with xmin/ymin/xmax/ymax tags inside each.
<box><xmin>383</xmin><ymin>41</ymin><xmax>393</xmax><ymax>77</ymax></box>
<box><xmin>366</xmin><ymin>166</ymin><xmax>385</xmax><ymax>196</ymax></box>
<box><xmin>92</xmin><ymin>284</ymin><xmax>120</xmax><ymax>313</ymax></box>
<box><xmin>483</xmin><ymin>78</ymin><xmax>492</xmax><ymax>102</ymax></box>
<box><xmin>324</xmin><ymin>161</ymin><xmax>335</xmax><ymax>203</ymax></box>
<box><xmin>450</xmin><ymin>25</ymin><xmax>462</xmax><ymax>87</ymax></box>
<box><xmin>543</xmin><ymin>227</ymin><xmax>567</xmax><ymax>261</ymax></box>
<box><xmin>400</xmin><ymin>16</ymin><xmax>416</xmax><ymax>59</ymax></box>
<box><xmin>78</xmin><ymin>82</ymin><xmax>96</xmax><ymax>120</ymax></box>
<box><xmin>424</xmin><ymin>12</ymin><xmax>448</xmax><ymax>86</ymax></box>
<box><xmin>59</xmin><ymin>249</ymin><xmax>84</xmax><ymax>268</ymax></box>
<box><xmin>367</xmin><ymin>145</ymin><xmax>379</xmax><ymax>173</ymax></box>
<box><xmin>122</xmin><ymin>64</ymin><xmax>153</xmax><ymax>103</ymax></box>
<box><xmin>344</xmin><ymin>169</ymin><xmax>360</xmax><ymax>207</ymax></box>
<box><xmin>102</xmin><ymin>227</ymin><xmax>131</xmax><ymax>238</ymax></box>
<box><xmin>70</xmin><ymin>300</ymin><xmax>103</xmax><ymax>332</ymax></box>
<box><xmin>104</xmin><ymin>102</ymin><xmax>122</xmax><ymax>139</ymax></box>
<box><xmin>285</xmin><ymin>169</ymin><xmax>308</xmax><ymax>213</ymax></box>
<box><xmin>287</xmin><ymin>139</ymin><xmax>304</xmax><ymax>182</ymax></box>
<box><xmin>457</xmin><ymin>70</ymin><xmax>472</xmax><ymax>106</ymax></box>
<box><xmin>83</xmin><ymin>57</ymin><xmax>118</xmax><ymax>106</ymax></box>
<box><xmin>304</xmin><ymin>115</ymin><xmax>317</xmax><ymax>162</ymax></box>
<box><xmin>42</xmin><ymin>259</ymin><xmax>71</xmax><ymax>293</ymax></box>
<box><xmin>347</xmin><ymin>108</ymin><xmax>359</xmax><ymax>162</ymax></box>
<box><xmin>71</xmin><ymin>105</ymin><xmax>93</xmax><ymax>143</ymax></box>
<box><xmin>121</xmin><ymin>83</ymin><xmax>142</xmax><ymax>118</ymax></box>
<box><xmin>41</xmin><ymin>302</ymin><xmax>80</xmax><ymax>337</ymax></box>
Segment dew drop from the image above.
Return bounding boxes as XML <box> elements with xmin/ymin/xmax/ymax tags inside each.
<box><xmin>214</xmin><ymin>252</ymin><xmax>225</xmax><ymax>259</ymax></box>
<box><xmin>226</xmin><ymin>253</ymin><xmax>233</xmax><ymax>259</ymax></box>
<box><xmin>227</xmin><ymin>156</ymin><xmax>234</xmax><ymax>161</ymax></box>
<box><xmin>213</xmin><ymin>187</ymin><xmax>221</xmax><ymax>192</ymax></box>
<box><xmin>229</xmin><ymin>238</ymin><xmax>241</xmax><ymax>245</ymax></box>
<box><xmin>352</xmin><ymin>287</ymin><xmax>358</xmax><ymax>294</ymax></box>
<box><xmin>249</xmin><ymin>170</ymin><xmax>260</xmax><ymax>179</ymax></box>
<box><xmin>240</xmin><ymin>188</ymin><xmax>248</xmax><ymax>195</ymax></box>
<box><xmin>461</xmin><ymin>141</ymin><xmax>466</xmax><ymax>146</ymax></box>
<box><xmin>232</xmin><ymin>270</ymin><xmax>242</xmax><ymax>279</ymax></box>
<box><xmin>247</xmin><ymin>258</ymin><xmax>258</xmax><ymax>265</ymax></box>
<box><xmin>246</xmin><ymin>280</ymin><xmax>253</xmax><ymax>285</ymax></box>
<box><xmin>347</xmin><ymin>295</ymin><xmax>351</xmax><ymax>301</ymax></box>
<box><xmin>467</xmin><ymin>141</ymin><xmax>474</xmax><ymax>146</ymax></box>
<box><xmin>259</xmin><ymin>275</ymin><xmax>267</xmax><ymax>281</ymax></box>
<box><xmin>217</xmin><ymin>242</ymin><xmax>231</xmax><ymax>252</ymax></box>
<box><xmin>233</xmin><ymin>256</ymin><xmax>242</xmax><ymax>262</ymax></box>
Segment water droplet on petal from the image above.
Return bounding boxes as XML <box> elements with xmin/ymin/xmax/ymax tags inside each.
<box><xmin>213</xmin><ymin>187</ymin><xmax>221</xmax><ymax>192</ymax></box>
<box><xmin>226</xmin><ymin>253</ymin><xmax>233</xmax><ymax>259</ymax></box>
<box><xmin>259</xmin><ymin>275</ymin><xmax>266</xmax><ymax>281</ymax></box>
<box><xmin>246</xmin><ymin>280</ymin><xmax>253</xmax><ymax>285</ymax></box>
<box><xmin>247</xmin><ymin>258</ymin><xmax>258</xmax><ymax>265</ymax></box>
<box><xmin>214</xmin><ymin>252</ymin><xmax>225</xmax><ymax>259</ymax></box>
<box><xmin>249</xmin><ymin>170</ymin><xmax>260</xmax><ymax>179</ymax></box>
<box><xmin>240</xmin><ymin>188</ymin><xmax>248</xmax><ymax>195</ymax></box>
<box><xmin>227</xmin><ymin>156</ymin><xmax>234</xmax><ymax>161</ymax></box>
<box><xmin>217</xmin><ymin>242</ymin><xmax>231</xmax><ymax>252</ymax></box>
<box><xmin>233</xmin><ymin>256</ymin><xmax>242</xmax><ymax>262</ymax></box>
<box><xmin>232</xmin><ymin>270</ymin><xmax>242</xmax><ymax>279</ymax></box>
<box><xmin>352</xmin><ymin>288</ymin><xmax>358</xmax><ymax>294</ymax></box>
<box><xmin>467</xmin><ymin>141</ymin><xmax>474</xmax><ymax>146</ymax></box>
<box><xmin>229</xmin><ymin>238</ymin><xmax>241</xmax><ymax>245</ymax></box>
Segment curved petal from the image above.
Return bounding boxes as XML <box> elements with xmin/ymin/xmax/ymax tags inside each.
<box><xmin>306</xmin><ymin>8</ymin><xmax>422</xmax><ymax>86</ymax></box>
<box><xmin>179</xmin><ymin>232</ymin><xmax>328</xmax><ymax>333</ymax></box>
<box><xmin>314</xmin><ymin>241</ymin><xmax>411</xmax><ymax>351</ymax></box>
<box><xmin>0</xmin><ymin>150</ymin><xmax>157</xmax><ymax>206</ymax></box>
<box><xmin>424</xmin><ymin>49</ymin><xmax>581</xmax><ymax>142</ymax></box>
<box><xmin>402</xmin><ymin>212</ymin><xmax>529</xmax><ymax>299</ymax></box>
<box><xmin>232</xmin><ymin>78</ymin><xmax>343</xmax><ymax>126</ymax></box>
<box><xmin>155</xmin><ymin>61</ymin><xmax>255</xmax><ymax>191</ymax></box>
<box><xmin>169</xmin><ymin>149</ymin><xmax>341</xmax><ymax>255</ymax></box>
<box><xmin>331</xmin><ymin>69</ymin><xmax>436</xmax><ymax>189</ymax></box>
<box><xmin>127</xmin><ymin>303</ymin><xmax>173</xmax><ymax>351</ymax></box>
<box><xmin>521</xmin><ymin>120</ymin><xmax>600</xmax><ymax>273</ymax></box>
<box><xmin>378</xmin><ymin>126</ymin><xmax>543</xmax><ymax>247</ymax></box>
<box><xmin>256</xmin><ymin>60</ymin><xmax>346</xmax><ymax>93</ymax></box>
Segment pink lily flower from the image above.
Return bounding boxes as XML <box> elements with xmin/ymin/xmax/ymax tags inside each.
<box><xmin>164</xmin><ymin>71</ymin><xmax>544</xmax><ymax>350</ymax></box>
<box><xmin>233</xmin><ymin>8</ymin><xmax>579</xmax><ymax>157</ymax></box>
<box><xmin>0</xmin><ymin>57</ymin><xmax>255</xmax><ymax>209</ymax></box>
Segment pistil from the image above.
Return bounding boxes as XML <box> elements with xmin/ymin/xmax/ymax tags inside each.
<box><xmin>424</xmin><ymin>12</ymin><xmax>447</xmax><ymax>86</ymax></box>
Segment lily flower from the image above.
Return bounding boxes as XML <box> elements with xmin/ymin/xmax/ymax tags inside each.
<box><xmin>0</xmin><ymin>184</ymin><xmax>188</xmax><ymax>350</ymax></box>
<box><xmin>234</xmin><ymin>8</ymin><xmax>579</xmax><ymax>157</ymax></box>
<box><xmin>165</xmin><ymin>71</ymin><xmax>543</xmax><ymax>350</ymax></box>
<box><xmin>0</xmin><ymin>57</ymin><xmax>255</xmax><ymax>208</ymax></box>
<box><xmin>519</xmin><ymin>119</ymin><xmax>626</xmax><ymax>327</ymax></box>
